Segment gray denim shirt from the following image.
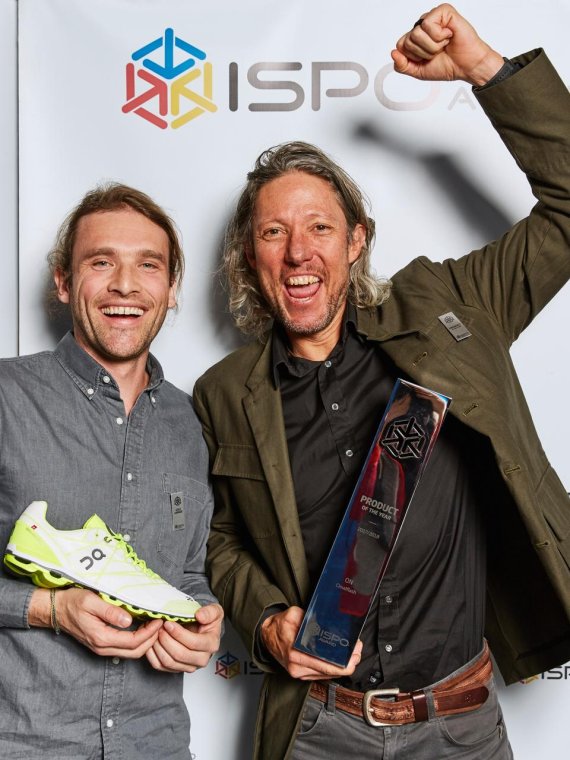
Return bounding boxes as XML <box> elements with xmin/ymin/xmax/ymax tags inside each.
<box><xmin>0</xmin><ymin>332</ymin><xmax>216</xmax><ymax>759</ymax></box>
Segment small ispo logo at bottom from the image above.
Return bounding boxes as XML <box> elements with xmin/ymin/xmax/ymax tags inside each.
<box><xmin>122</xmin><ymin>28</ymin><xmax>217</xmax><ymax>130</ymax></box>
<box><xmin>215</xmin><ymin>651</ymin><xmax>241</xmax><ymax>679</ymax></box>
<box><xmin>214</xmin><ymin>651</ymin><xmax>264</xmax><ymax>679</ymax></box>
<box><xmin>541</xmin><ymin>666</ymin><xmax>570</xmax><ymax>680</ymax></box>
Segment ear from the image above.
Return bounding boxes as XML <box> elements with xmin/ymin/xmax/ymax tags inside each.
<box><xmin>167</xmin><ymin>280</ymin><xmax>177</xmax><ymax>310</ymax></box>
<box><xmin>54</xmin><ymin>268</ymin><xmax>71</xmax><ymax>304</ymax></box>
<box><xmin>348</xmin><ymin>224</ymin><xmax>366</xmax><ymax>264</ymax></box>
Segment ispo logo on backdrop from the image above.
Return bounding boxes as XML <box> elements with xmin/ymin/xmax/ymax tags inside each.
<box><xmin>122</xmin><ymin>30</ymin><xmax>480</xmax><ymax>129</ymax></box>
<box><xmin>122</xmin><ymin>28</ymin><xmax>217</xmax><ymax>129</ymax></box>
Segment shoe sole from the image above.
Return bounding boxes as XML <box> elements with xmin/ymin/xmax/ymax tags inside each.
<box><xmin>4</xmin><ymin>551</ymin><xmax>197</xmax><ymax>623</ymax></box>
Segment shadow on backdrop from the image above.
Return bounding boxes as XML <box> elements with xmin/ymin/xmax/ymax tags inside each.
<box><xmin>353</xmin><ymin>120</ymin><xmax>514</xmax><ymax>242</ymax></box>
<box><xmin>208</xmin><ymin>215</ymin><xmax>250</xmax><ymax>355</ymax></box>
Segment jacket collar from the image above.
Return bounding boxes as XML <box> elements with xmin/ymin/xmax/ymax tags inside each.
<box><xmin>354</xmin><ymin>284</ymin><xmax>434</xmax><ymax>342</ymax></box>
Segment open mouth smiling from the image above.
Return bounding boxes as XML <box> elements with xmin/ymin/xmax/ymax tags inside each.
<box><xmin>284</xmin><ymin>274</ymin><xmax>321</xmax><ymax>299</ymax></box>
<box><xmin>101</xmin><ymin>306</ymin><xmax>145</xmax><ymax>317</ymax></box>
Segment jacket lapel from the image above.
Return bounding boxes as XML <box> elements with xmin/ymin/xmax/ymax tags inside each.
<box><xmin>243</xmin><ymin>338</ymin><xmax>310</xmax><ymax>602</ymax></box>
<box><xmin>356</xmin><ymin>304</ymin><xmax>485</xmax><ymax>430</ymax></box>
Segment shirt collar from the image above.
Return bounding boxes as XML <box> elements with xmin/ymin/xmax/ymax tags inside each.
<box><xmin>271</xmin><ymin>304</ymin><xmax>363</xmax><ymax>387</ymax></box>
<box><xmin>53</xmin><ymin>331</ymin><xmax>164</xmax><ymax>399</ymax></box>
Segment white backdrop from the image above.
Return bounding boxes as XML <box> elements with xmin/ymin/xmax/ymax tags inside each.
<box><xmin>0</xmin><ymin>0</ymin><xmax>17</xmax><ymax>357</ymax></box>
<box><xmin>6</xmin><ymin>1</ymin><xmax>570</xmax><ymax>758</ymax></box>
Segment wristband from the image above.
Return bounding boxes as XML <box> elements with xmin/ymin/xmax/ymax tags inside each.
<box><xmin>50</xmin><ymin>588</ymin><xmax>61</xmax><ymax>635</ymax></box>
<box><xmin>476</xmin><ymin>58</ymin><xmax>522</xmax><ymax>90</ymax></box>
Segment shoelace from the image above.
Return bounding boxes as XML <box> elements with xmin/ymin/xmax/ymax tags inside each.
<box><xmin>105</xmin><ymin>530</ymin><xmax>161</xmax><ymax>580</ymax></box>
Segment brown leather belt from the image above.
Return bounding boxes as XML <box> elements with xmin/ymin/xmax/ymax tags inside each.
<box><xmin>309</xmin><ymin>642</ymin><xmax>491</xmax><ymax>727</ymax></box>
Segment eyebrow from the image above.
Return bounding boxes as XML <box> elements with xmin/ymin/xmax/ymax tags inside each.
<box><xmin>81</xmin><ymin>248</ymin><xmax>169</xmax><ymax>263</ymax></box>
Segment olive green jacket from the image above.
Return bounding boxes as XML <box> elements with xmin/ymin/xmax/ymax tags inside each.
<box><xmin>193</xmin><ymin>49</ymin><xmax>570</xmax><ymax>760</ymax></box>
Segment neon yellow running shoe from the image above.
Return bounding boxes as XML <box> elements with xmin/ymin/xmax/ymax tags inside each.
<box><xmin>4</xmin><ymin>500</ymin><xmax>201</xmax><ymax>623</ymax></box>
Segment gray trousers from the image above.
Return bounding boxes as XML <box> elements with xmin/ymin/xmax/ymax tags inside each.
<box><xmin>291</xmin><ymin>654</ymin><xmax>514</xmax><ymax>760</ymax></box>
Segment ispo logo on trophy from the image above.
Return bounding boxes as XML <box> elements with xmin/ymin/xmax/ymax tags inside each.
<box><xmin>122</xmin><ymin>28</ymin><xmax>217</xmax><ymax>129</ymax></box>
<box><xmin>380</xmin><ymin>417</ymin><xmax>426</xmax><ymax>460</ymax></box>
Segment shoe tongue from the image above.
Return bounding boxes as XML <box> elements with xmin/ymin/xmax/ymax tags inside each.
<box><xmin>83</xmin><ymin>514</ymin><xmax>109</xmax><ymax>531</ymax></box>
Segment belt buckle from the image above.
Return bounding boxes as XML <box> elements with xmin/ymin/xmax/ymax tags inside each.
<box><xmin>363</xmin><ymin>688</ymin><xmax>400</xmax><ymax>727</ymax></box>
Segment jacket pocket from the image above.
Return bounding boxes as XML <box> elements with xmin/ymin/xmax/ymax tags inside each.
<box><xmin>537</xmin><ymin>466</ymin><xmax>570</xmax><ymax>571</ymax></box>
<box><xmin>212</xmin><ymin>444</ymin><xmax>280</xmax><ymax>539</ymax></box>
<box><xmin>213</xmin><ymin>443</ymin><xmax>266</xmax><ymax>481</ymax></box>
<box><xmin>539</xmin><ymin>466</ymin><xmax>570</xmax><ymax>542</ymax></box>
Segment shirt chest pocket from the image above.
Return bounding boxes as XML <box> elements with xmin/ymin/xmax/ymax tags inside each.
<box><xmin>157</xmin><ymin>472</ymin><xmax>209</xmax><ymax>573</ymax></box>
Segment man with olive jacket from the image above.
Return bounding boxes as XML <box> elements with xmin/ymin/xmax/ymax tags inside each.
<box><xmin>194</xmin><ymin>6</ymin><xmax>570</xmax><ymax>759</ymax></box>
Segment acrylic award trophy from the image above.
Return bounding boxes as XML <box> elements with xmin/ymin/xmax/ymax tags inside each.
<box><xmin>294</xmin><ymin>378</ymin><xmax>451</xmax><ymax>667</ymax></box>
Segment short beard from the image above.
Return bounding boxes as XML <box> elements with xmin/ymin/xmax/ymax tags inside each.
<box><xmin>269</xmin><ymin>277</ymin><xmax>350</xmax><ymax>338</ymax></box>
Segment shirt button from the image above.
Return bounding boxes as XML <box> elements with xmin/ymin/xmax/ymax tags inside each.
<box><xmin>385</xmin><ymin>643</ymin><xmax>393</xmax><ymax>653</ymax></box>
<box><xmin>331</xmin><ymin>403</ymin><xmax>339</xmax><ymax>411</ymax></box>
<box><xmin>106</xmin><ymin>719</ymin><xmax>114</xmax><ymax>728</ymax></box>
<box><xmin>385</xmin><ymin>595</ymin><xmax>393</xmax><ymax>604</ymax></box>
<box><xmin>103</xmin><ymin>375</ymin><xmax>111</xmax><ymax>384</ymax></box>
<box><xmin>368</xmin><ymin>670</ymin><xmax>382</xmax><ymax>686</ymax></box>
<box><xmin>116</xmin><ymin>417</ymin><xmax>124</xmax><ymax>425</ymax></box>
<box><xmin>127</xmin><ymin>472</ymin><xmax>133</xmax><ymax>481</ymax></box>
<box><xmin>112</xmin><ymin>657</ymin><xmax>120</xmax><ymax>665</ymax></box>
<box><xmin>151</xmin><ymin>396</ymin><xmax>156</xmax><ymax>404</ymax></box>
<box><xmin>345</xmin><ymin>449</ymin><xmax>354</xmax><ymax>458</ymax></box>
<box><xmin>123</xmin><ymin>534</ymin><xmax>131</xmax><ymax>542</ymax></box>
<box><xmin>324</xmin><ymin>360</ymin><xmax>332</xmax><ymax>368</ymax></box>
<box><xmin>87</xmin><ymin>388</ymin><xmax>94</xmax><ymax>396</ymax></box>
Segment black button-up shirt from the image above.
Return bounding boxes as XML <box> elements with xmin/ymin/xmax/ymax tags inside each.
<box><xmin>274</xmin><ymin>307</ymin><xmax>502</xmax><ymax>692</ymax></box>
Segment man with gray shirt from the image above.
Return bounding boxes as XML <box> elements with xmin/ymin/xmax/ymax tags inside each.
<box><xmin>0</xmin><ymin>183</ymin><xmax>223</xmax><ymax>759</ymax></box>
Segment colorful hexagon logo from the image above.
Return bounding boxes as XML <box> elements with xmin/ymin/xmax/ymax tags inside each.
<box><xmin>215</xmin><ymin>651</ymin><xmax>241</xmax><ymax>680</ymax></box>
<box><xmin>122</xmin><ymin>29</ymin><xmax>217</xmax><ymax>129</ymax></box>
